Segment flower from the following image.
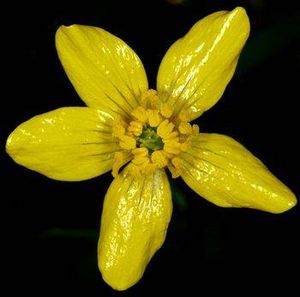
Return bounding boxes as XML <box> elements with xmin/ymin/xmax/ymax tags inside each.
<box><xmin>6</xmin><ymin>7</ymin><xmax>296</xmax><ymax>291</ymax></box>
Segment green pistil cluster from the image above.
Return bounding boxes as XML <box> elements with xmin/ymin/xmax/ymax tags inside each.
<box><xmin>138</xmin><ymin>125</ymin><xmax>164</xmax><ymax>152</ymax></box>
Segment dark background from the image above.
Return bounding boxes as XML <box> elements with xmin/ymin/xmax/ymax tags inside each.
<box><xmin>1</xmin><ymin>0</ymin><xmax>299</xmax><ymax>295</ymax></box>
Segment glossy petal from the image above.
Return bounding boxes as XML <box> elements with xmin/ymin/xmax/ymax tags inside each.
<box><xmin>6</xmin><ymin>107</ymin><xmax>119</xmax><ymax>181</ymax></box>
<box><xmin>179</xmin><ymin>133</ymin><xmax>297</xmax><ymax>213</ymax></box>
<box><xmin>157</xmin><ymin>7</ymin><xmax>250</xmax><ymax>121</ymax></box>
<box><xmin>98</xmin><ymin>167</ymin><xmax>172</xmax><ymax>290</ymax></box>
<box><xmin>56</xmin><ymin>25</ymin><xmax>148</xmax><ymax>118</ymax></box>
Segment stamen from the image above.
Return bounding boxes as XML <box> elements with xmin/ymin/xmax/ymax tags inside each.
<box><xmin>178</xmin><ymin>122</ymin><xmax>193</xmax><ymax>135</ymax></box>
<box><xmin>129</xmin><ymin>148</ymin><xmax>151</xmax><ymax>177</ymax></box>
<box><xmin>112</xmin><ymin>152</ymin><xmax>132</xmax><ymax>177</ymax></box>
<box><xmin>128</xmin><ymin>120</ymin><xmax>143</xmax><ymax>136</ymax></box>
<box><xmin>132</xmin><ymin>147</ymin><xmax>149</xmax><ymax>159</ymax></box>
<box><xmin>147</xmin><ymin>109</ymin><xmax>162</xmax><ymax>127</ymax></box>
<box><xmin>160</xmin><ymin>103</ymin><xmax>174</xmax><ymax>118</ymax></box>
<box><xmin>157</xmin><ymin>120</ymin><xmax>175</xmax><ymax>139</ymax></box>
<box><xmin>131</xmin><ymin>106</ymin><xmax>148</xmax><ymax>122</ymax></box>
<box><xmin>168</xmin><ymin>157</ymin><xmax>182</xmax><ymax>178</ymax></box>
<box><xmin>140</xmin><ymin>89</ymin><xmax>159</xmax><ymax>109</ymax></box>
<box><xmin>112</xmin><ymin>118</ymin><xmax>126</xmax><ymax>138</ymax></box>
<box><xmin>119</xmin><ymin>135</ymin><xmax>136</xmax><ymax>150</ymax></box>
<box><xmin>164</xmin><ymin>139</ymin><xmax>182</xmax><ymax>154</ymax></box>
<box><xmin>111</xmin><ymin>89</ymin><xmax>200</xmax><ymax>178</ymax></box>
<box><xmin>162</xmin><ymin>131</ymin><xmax>178</xmax><ymax>141</ymax></box>
<box><xmin>151</xmin><ymin>150</ymin><xmax>168</xmax><ymax>168</ymax></box>
<box><xmin>179</xmin><ymin>109</ymin><xmax>192</xmax><ymax>122</ymax></box>
<box><xmin>192</xmin><ymin>124</ymin><xmax>200</xmax><ymax>134</ymax></box>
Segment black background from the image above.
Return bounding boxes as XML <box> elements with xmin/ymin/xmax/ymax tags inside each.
<box><xmin>1</xmin><ymin>0</ymin><xmax>299</xmax><ymax>295</ymax></box>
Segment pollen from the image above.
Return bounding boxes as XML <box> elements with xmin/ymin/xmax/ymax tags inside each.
<box><xmin>111</xmin><ymin>89</ymin><xmax>200</xmax><ymax>177</ymax></box>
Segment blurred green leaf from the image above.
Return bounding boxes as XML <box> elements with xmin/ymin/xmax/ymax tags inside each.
<box><xmin>39</xmin><ymin>227</ymin><xmax>98</xmax><ymax>241</ymax></box>
<box><xmin>236</xmin><ymin>14</ymin><xmax>300</xmax><ymax>77</ymax></box>
<box><xmin>169</xmin><ymin>179</ymin><xmax>189</xmax><ymax>212</ymax></box>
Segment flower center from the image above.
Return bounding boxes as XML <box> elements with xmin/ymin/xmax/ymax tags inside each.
<box><xmin>138</xmin><ymin>125</ymin><xmax>164</xmax><ymax>152</ymax></box>
<box><xmin>111</xmin><ymin>89</ymin><xmax>199</xmax><ymax>178</ymax></box>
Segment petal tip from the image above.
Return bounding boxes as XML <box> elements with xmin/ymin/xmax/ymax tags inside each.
<box><xmin>102</xmin><ymin>274</ymin><xmax>134</xmax><ymax>291</ymax></box>
<box><xmin>5</xmin><ymin>129</ymin><xmax>20</xmax><ymax>159</ymax></box>
<box><xmin>265</xmin><ymin>190</ymin><xmax>297</xmax><ymax>214</ymax></box>
<box><xmin>230</xmin><ymin>6</ymin><xmax>250</xmax><ymax>32</ymax></box>
<box><xmin>232</xmin><ymin>6</ymin><xmax>247</xmax><ymax>15</ymax></box>
<box><xmin>5</xmin><ymin>133</ymin><xmax>14</xmax><ymax>156</ymax></box>
<box><xmin>288</xmin><ymin>197</ymin><xmax>297</xmax><ymax>209</ymax></box>
<box><xmin>99</xmin><ymin>259</ymin><xmax>140</xmax><ymax>291</ymax></box>
<box><xmin>229</xmin><ymin>6</ymin><xmax>248</xmax><ymax>19</ymax></box>
<box><xmin>280</xmin><ymin>192</ymin><xmax>297</xmax><ymax>213</ymax></box>
<box><xmin>56</xmin><ymin>24</ymin><xmax>75</xmax><ymax>32</ymax></box>
<box><xmin>55</xmin><ymin>24</ymin><xmax>79</xmax><ymax>41</ymax></box>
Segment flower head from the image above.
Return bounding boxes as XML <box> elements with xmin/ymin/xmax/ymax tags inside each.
<box><xmin>6</xmin><ymin>7</ymin><xmax>297</xmax><ymax>291</ymax></box>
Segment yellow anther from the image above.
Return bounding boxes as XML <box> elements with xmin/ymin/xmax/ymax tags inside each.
<box><xmin>164</xmin><ymin>139</ymin><xmax>182</xmax><ymax>154</ymax></box>
<box><xmin>179</xmin><ymin>109</ymin><xmax>192</xmax><ymax>122</ymax></box>
<box><xmin>112</xmin><ymin>125</ymin><xmax>125</xmax><ymax>138</ymax></box>
<box><xmin>160</xmin><ymin>103</ymin><xmax>174</xmax><ymax>118</ymax></box>
<box><xmin>149</xmin><ymin>97</ymin><xmax>159</xmax><ymax>110</ymax></box>
<box><xmin>172</xmin><ymin>157</ymin><xmax>182</xmax><ymax>169</ymax></box>
<box><xmin>140</xmin><ymin>89</ymin><xmax>159</xmax><ymax>109</ymax></box>
<box><xmin>162</xmin><ymin>131</ymin><xmax>178</xmax><ymax>141</ymax></box>
<box><xmin>168</xmin><ymin>163</ymin><xmax>181</xmax><ymax>178</ymax></box>
<box><xmin>151</xmin><ymin>150</ymin><xmax>168</xmax><ymax>168</ymax></box>
<box><xmin>132</xmin><ymin>147</ymin><xmax>148</xmax><ymax>157</ymax></box>
<box><xmin>112</xmin><ymin>152</ymin><xmax>131</xmax><ymax>178</ymax></box>
<box><xmin>168</xmin><ymin>157</ymin><xmax>183</xmax><ymax>178</ymax></box>
<box><xmin>131</xmin><ymin>106</ymin><xmax>148</xmax><ymax>122</ymax></box>
<box><xmin>128</xmin><ymin>120</ymin><xmax>143</xmax><ymax>136</ymax></box>
<box><xmin>163</xmin><ymin>150</ymin><xmax>175</xmax><ymax>159</ymax></box>
<box><xmin>131</xmin><ymin>147</ymin><xmax>150</xmax><ymax>166</ymax></box>
<box><xmin>127</xmin><ymin>163</ymin><xmax>143</xmax><ymax>178</ymax></box>
<box><xmin>178</xmin><ymin>122</ymin><xmax>193</xmax><ymax>135</ymax></box>
<box><xmin>147</xmin><ymin>109</ymin><xmax>162</xmax><ymax>127</ymax></box>
<box><xmin>180</xmin><ymin>139</ymin><xmax>191</xmax><ymax>152</ymax></box>
<box><xmin>119</xmin><ymin>135</ymin><xmax>136</xmax><ymax>150</ymax></box>
<box><xmin>132</xmin><ymin>155</ymin><xmax>150</xmax><ymax>166</ymax></box>
<box><xmin>112</xmin><ymin>118</ymin><xmax>127</xmax><ymax>138</ymax></box>
<box><xmin>143</xmin><ymin>163</ymin><xmax>157</xmax><ymax>174</ymax></box>
<box><xmin>132</xmin><ymin>155</ymin><xmax>152</xmax><ymax>176</ymax></box>
<box><xmin>192</xmin><ymin>124</ymin><xmax>200</xmax><ymax>134</ymax></box>
<box><xmin>157</xmin><ymin>119</ymin><xmax>175</xmax><ymax>139</ymax></box>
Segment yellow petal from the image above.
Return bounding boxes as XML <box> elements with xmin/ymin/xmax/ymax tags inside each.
<box><xmin>157</xmin><ymin>7</ymin><xmax>250</xmax><ymax>121</ymax></box>
<box><xmin>56</xmin><ymin>25</ymin><xmax>148</xmax><ymax>117</ymax></box>
<box><xmin>98</xmin><ymin>167</ymin><xmax>172</xmax><ymax>290</ymax></box>
<box><xmin>179</xmin><ymin>133</ymin><xmax>297</xmax><ymax>214</ymax></box>
<box><xmin>6</xmin><ymin>107</ymin><xmax>119</xmax><ymax>181</ymax></box>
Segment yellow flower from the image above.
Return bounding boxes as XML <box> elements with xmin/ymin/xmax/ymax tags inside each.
<box><xmin>6</xmin><ymin>7</ymin><xmax>297</xmax><ymax>290</ymax></box>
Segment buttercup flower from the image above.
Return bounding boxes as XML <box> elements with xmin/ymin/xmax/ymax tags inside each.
<box><xmin>6</xmin><ymin>7</ymin><xmax>296</xmax><ymax>290</ymax></box>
